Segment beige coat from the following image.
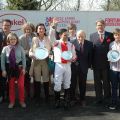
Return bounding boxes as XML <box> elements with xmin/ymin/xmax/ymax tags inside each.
<box><xmin>29</xmin><ymin>36</ymin><xmax>51</xmax><ymax>76</ymax></box>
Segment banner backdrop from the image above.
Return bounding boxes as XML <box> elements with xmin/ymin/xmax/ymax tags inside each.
<box><xmin>0</xmin><ymin>11</ymin><xmax>120</xmax><ymax>80</ymax></box>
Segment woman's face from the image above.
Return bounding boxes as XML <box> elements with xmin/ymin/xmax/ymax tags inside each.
<box><xmin>37</xmin><ymin>25</ymin><xmax>45</xmax><ymax>37</ymax></box>
<box><xmin>68</xmin><ymin>29</ymin><xmax>76</xmax><ymax>36</ymax></box>
<box><xmin>9</xmin><ymin>36</ymin><xmax>17</xmax><ymax>46</ymax></box>
<box><xmin>25</xmin><ymin>25</ymin><xmax>32</xmax><ymax>35</ymax></box>
<box><xmin>114</xmin><ymin>33</ymin><xmax>120</xmax><ymax>42</ymax></box>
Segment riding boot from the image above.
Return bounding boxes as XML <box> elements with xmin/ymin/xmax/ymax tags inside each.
<box><xmin>34</xmin><ymin>81</ymin><xmax>41</xmax><ymax>103</ymax></box>
<box><xmin>64</xmin><ymin>89</ymin><xmax>70</xmax><ymax>110</ymax></box>
<box><xmin>43</xmin><ymin>82</ymin><xmax>49</xmax><ymax>103</ymax></box>
<box><xmin>54</xmin><ymin>91</ymin><xmax>60</xmax><ymax>108</ymax></box>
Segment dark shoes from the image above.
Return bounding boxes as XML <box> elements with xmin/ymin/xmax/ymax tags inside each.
<box><xmin>0</xmin><ymin>96</ymin><xmax>3</xmax><ymax>103</ymax></box>
<box><xmin>94</xmin><ymin>100</ymin><xmax>103</xmax><ymax>106</ymax></box>
<box><xmin>80</xmin><ymin>100</ymin><xmax>86</xmax><ymax>107</ymax></box>
<box><xmin>64</xmin><ymin>101</ymin><xmax>70</xmax><ymax>110</ymax></box>
<box><xmin>55</xmin><ymin>100</ymin><xmax>60</xmax><ymax>108</ymax></box>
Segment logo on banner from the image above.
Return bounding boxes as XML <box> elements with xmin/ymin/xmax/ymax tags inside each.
<box><xmin>45</xmin><ymin>17</ymin><xmax>53</xmax><ymax>27</ymax></box>
<box><xmin>45</xmin><ymin>16</ymin><xmax>80</xmax><ymax>30</ymax></box>
<box><xmin>0</xmin><ymin>14</ymin><xmax>27</xmax><ymax>31</ymax></box>
<box><xmin>105</xmin><ymin>18</ymin><xmax>120</xmax><ymax>26</ymax></box>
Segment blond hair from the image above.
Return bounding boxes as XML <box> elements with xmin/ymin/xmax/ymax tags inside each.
<box><xmin>113</xmin><ymin>28</ymin><xmax>120</xmax><ymax>35</ymax></box>
<box><xmin>7</xmin><ymin>32</ymin><xmax>19</xmax><ymax>45</ymax></box>
<box><xmin>22</xmin><ymin>22</ymin><xmax>35</xmax><ymax>33</ymax></box>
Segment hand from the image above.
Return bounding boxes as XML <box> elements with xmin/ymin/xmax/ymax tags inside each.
<box><xmin>29</xmin><ymin>54</ymin><xmax>36</xmax><ymax>60</ymax></box>
<box><xmin>53</xmin><ymin>17</ymin><xmax>59</xmax><ymax>24</ymax></box>
<box><xmin>50</xmin><ymin>17</ymin><xmax>58</xmax><ymax>28</ymax></box>
<box><xmin>90</xmin><ymin>66</ymin><xmax>93</xmax><ymax>70</ymax></box>
<box><xmin>2</xmin><ymin>71</ymin><xmax>7</xmax><ymax>77</ymax></box>
<box><xmin>70</xmin><ymin>57</ymin><xmax>77</xmax><ymax>62</ymax></box>
<box><xmin>30</xmin><ymin>77</ymin><xmax>34</xmax><ymax>83</ymax></box>
<box><xmin>68</xmin><ymin>58</ymin><xmax>75</xmax><ymax>62</ymax></box>
<box><xmin>24</xmin><ymin>50</ymin><xmax>29</xmax><ymax>55</ymax></box>
<box><xmin>22</xmin><ymin>69</ymin><xmax>26</xmax><ymax>75</ymax></box>
<box><xmin>72</xmin><ymin>58</ymin><xmax>76</xmax><ymax>62</ymax></box>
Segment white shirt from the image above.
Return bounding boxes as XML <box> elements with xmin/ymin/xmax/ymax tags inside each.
<box><xmin>109</xmin><ymin>41</ymin><xmax>120</xmax><ymax>71</ymax></box>
<box><xmin>39</xmin><ymin>39</ymin><xmax>45</xmax><ymax>48</ymax></box>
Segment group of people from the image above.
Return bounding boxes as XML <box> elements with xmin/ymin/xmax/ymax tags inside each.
<box><xmin>0</xmin><ymin>18</ymin><xmax>120</xmax><ymax>111</ymax></box>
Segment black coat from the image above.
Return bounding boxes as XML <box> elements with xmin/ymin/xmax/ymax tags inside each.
<box><xmin>90</xmin><ymin>31</ymin><xmax>114</xmax><ymax>69</ymax></box>
<box><xmin>72</xmin><ymin>39</ymin><xmax>93</xmax><ymax>74</ymax></box>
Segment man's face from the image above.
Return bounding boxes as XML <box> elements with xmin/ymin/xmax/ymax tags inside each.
<box><xmin>2</xmin><ymin>21</ymin><xmax>11</xmax><ymax>33</ymax></box>
<box><xmin>77</xmin><ymin>32</ymin><xmax>85</xmax><ymax>42</ymax></box>
<box><xmin>96</xmin><ymin>22</ymin><xmax>105</xmax><ymax>33</ymax></box>
<box><xmin>25</xmin><ymin>25</ymin><xmax>32</xmax><ymax>34</ymax></box>
<box><xmin>60</xmin><ymin>32</ymin><xmax>68</xmax><ymax>41</ymax></box>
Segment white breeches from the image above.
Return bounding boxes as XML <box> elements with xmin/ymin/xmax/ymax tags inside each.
<box><xmin>54</xmin><ymin>63</ymin><xmax>71</xmax><ymax>92</ymax></box>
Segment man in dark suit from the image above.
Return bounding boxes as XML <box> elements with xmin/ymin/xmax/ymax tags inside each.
<box><xmin>0</xmin><ymin>19</ymin><xmax>12</xmax><ymax>103</ymax></box>
<box><xmin>70</xmin><ymin>30</ymin><xmax>93</xmax><ymax>106</ymax></box>
<box><xmin>90</xmin><ymin>19</ymin><xmax>114</xmax><ymax>104</ymax></box>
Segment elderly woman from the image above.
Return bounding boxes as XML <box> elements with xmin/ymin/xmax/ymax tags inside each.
<box><xmin>29</xmin><ymin>23</ymin><xmax>51</xmax><ymax>104</ymax></box>
<box><xmin>19</xmin><ymin>22</ymin><xmax>36</xmax><ymax>98</ymax></box>
<box><xmin>1</xmin><ymin>33</ymin><xmax>26</xmax><ymax>108</ymax></box>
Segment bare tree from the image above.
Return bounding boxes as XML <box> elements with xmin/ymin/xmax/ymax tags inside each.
<box><xmin>6</xmin><ymin>0</ymin><xmax>60</xmax><ymax>10</ymax></box>
<box><xmin>76</xmin><ymin>0</ymin><xmax>80</xmax><ymax>11</ymax></box>
<box><xmin>102</xmin><ymin>0</ymin><xmax>120</xmax><ymax>11</ymax></box>
<box><xmin>106</xmin><ymin>0</ymin><xmax>110</xmax><ymax>11</ymax></box>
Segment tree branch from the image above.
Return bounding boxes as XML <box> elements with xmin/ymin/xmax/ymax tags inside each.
<box><xmin>51</xmin><ymin>0</ymin><xmax>64</xmax><ymax>10</ymax></box>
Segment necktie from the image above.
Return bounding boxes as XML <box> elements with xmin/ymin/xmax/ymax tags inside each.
<box><xmin>100</xmin><ymin>34</ymin><xmax>104</xmax><ymax>43</ymax></box>
<box><xmin>9</xmin><ymin>47</ymin><xmax>16</xmax><ymax>69</ymax></box>
<box><xmin>80</xmin><ymin>43</ymin><xmax>83</xmax><ymax>53</ymax></box>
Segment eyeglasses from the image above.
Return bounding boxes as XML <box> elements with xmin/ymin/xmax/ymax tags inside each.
<box><xmin>3</xmin><ymin>25</ymin><xmax>11</xmax><ymax>27</ymax></box>
<box><xmin>9</xmin><ymin>38</ymin><xmax>17</xmax><ymax>40</ymax></box>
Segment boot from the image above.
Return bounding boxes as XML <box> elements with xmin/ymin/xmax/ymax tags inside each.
<box><xmin>54</xmin><ymin>91</ymin><xmax>60</xmax><ymax>108</ymax></box>
<box><xmin>43</xmin><ymin>82</ymin><xmax>49</xmax><ymax>103</ymax></box>
<box><xmin>34</xmin><ymin>81</ymin><xmax>41</xmax><ymax>103</ymax></box>
<box><xmin>64</xmin><ymin>89</ymin><xmax>70</xmax><ymax>110</ymax></box>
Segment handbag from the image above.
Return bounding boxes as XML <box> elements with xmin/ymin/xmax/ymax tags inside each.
<box><xmin>48</xmin><ymin>50</ymin><xmax>55</xmax><ymax>73</ymax></box>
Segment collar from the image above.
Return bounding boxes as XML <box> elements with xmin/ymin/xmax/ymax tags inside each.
<box><xmin>114</xmin><ymin>41</ymin><xmax>120</xmax><ymax>45</ymax></box>
<box><xmin>78</xmin><ymin>40</ymin><xmax>84</xmax><ymax>45</ymax></box>
<box><xmin>98</xmin><ymin>31</ymin><xmax>105</xmax><ymax>35</ymax></box>
<box><xmin>60</xmin><ymin>38</ymin><xmax>68</xmax><ymax>43</ymax></box>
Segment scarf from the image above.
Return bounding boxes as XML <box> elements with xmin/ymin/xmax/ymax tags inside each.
<box><xmin>9</xmin><ymin>45</ymin><xmax>16</xmax><ymax>69</ymax></box>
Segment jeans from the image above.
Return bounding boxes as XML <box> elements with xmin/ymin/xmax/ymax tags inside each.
<box><xmin>110</xmin><ymin>70</ymin><xmax>120</xmax><ymax>104</ymax></box>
